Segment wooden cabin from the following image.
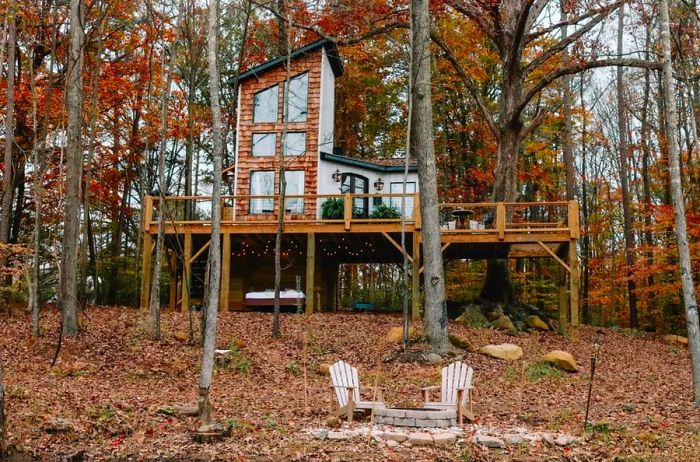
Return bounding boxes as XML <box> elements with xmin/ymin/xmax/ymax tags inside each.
<box><xmin>139</xmin><ymin>39</ymin><xmax>580</xmax><ymax>331</ymax></box>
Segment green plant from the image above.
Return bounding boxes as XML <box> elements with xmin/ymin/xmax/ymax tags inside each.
<box><xmin>504</xmin><ymin>366</ymin><xmax>517</xmax><ymax>381</ymax></box>
<box><xmin>286</xmin><ymin>361</ymin><xmax>301</xmax><ymax>375</ymax></box>
<box><xmin>236</xmin><ymin>357</ymin><xmax>252</xmax><ymax>374</ymax></box>
<box><xmin>525</xmin><ymin>361</ymin><xmax>563</xmax><ymax>381</ymax></box>
<box><xmin>370</xmin><ymin>203</ymin><xmax>400</xmax><ymax>219</ymax></box>
<box><xmin>321</xmin><ymin>197</ymin><xmax>344</xmax><ymax>219</ymax></box>
<box><xmin>622</xmin><ymin>403</ymin><xmax>635</xmax><ymax>413</ymax></box>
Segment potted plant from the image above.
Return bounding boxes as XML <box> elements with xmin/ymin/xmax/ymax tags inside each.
<box><xmin>321</xmin><ymin>197</ymin><xmax>344</xmax><ymax>219</ymax></box>
<box><xmin>370</xmin><ymin>203</ymin><xmax>401</xmax><ymax>219</ymax></box>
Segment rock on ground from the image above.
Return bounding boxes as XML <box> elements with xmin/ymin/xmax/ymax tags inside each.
<box><xmin>492</xmin><ymin>315</ymin><xmax>515</xmax><ymax>332</ymax></box>
<box><xmin>474</xmin><ymin>435</ymin><xmax>505</xmax><ymax>448</ymax></box>
<box><xmin>433</xmin><ymin>433</ymin><xmax>456</xmax><ymax>447</ymax></box>
<box><xmin>525</xmin><ymin>315</ymin><xmax>549</xmax><ymax>331</ymax></box>
<box><xmin>386</xmin><ymin>326</ymin><xmax>419</xmax><ymax>344</ymax></box>
<box><xmin>664</xmin><ymin>334</ymin><xmax>688</xmax><ymax>346</ymax></box>
<box><xmin>543</xmin><ymin>350</ymin><xmax>578</xmax><ymax>371</ymax></box>
<box><xmin>455</xmin><ymin>304</ymin><xmax>488</xmax><ymax>327</ymax></box>
<box><xmin>479</xmin><ymin>343</ymin><xmax>523</xmax><ymax>361</ymax></box>
<box><xmin>408</xmin><ymin>432</ymin><xmax>433</xmax><ymax>446</ymax></box>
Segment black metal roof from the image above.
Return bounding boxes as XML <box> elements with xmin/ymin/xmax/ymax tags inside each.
<box><xmin>229</xmin><ymin>39</ymin><xmax>343</xmax><ymax>85</ymax></box>
<box><xmin>320</xmin><ymin>152</ymin><xmax>418</xmax><ymax>173</ymax></box>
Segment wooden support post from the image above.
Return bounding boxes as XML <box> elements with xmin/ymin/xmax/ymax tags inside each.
<box><xmin>414</xmin><ymin>194</ymin><xmax>421</xmax><ymax>229</ymax></box>
<box><xmin>568</xmin><ymin>201</ymin><xmax>580</xmax><ymax>239</ymax></box>
<box><xmin>558</xmin><ymin>268</ymin><xmax>568</xmax><ymax>336</ymax></box>
<box><xmin>496</xmin><ymin>202</ymin><xmax>506</xmax><ymax>240</ymax></box>
<box><xmin>569</xmin><ymin>239</ymin><xmax>580</xmax><ymax>340</ymax></box>
<box><xmin>344</xmin><ymin>194</ymin><xmax>352</xmax><ymax>231</ymax></box>
<box><xmin>412</xmin><ymin>231</ymin><xmax>421</xmax><ymax>320</ymax></box>
<box><xmin>169</xmin><ymin>251</ymin><xmax>177</xmax><ymax>311</ymax></box>
<box><xmin>220</xmin><ymin>233</ymin><xmax>231</xmax><ymax>312</ymax></box>
<box><xmin>306</xmin><ymin>232</ymin><xmax>315</xmax><ymax>315</ymax></box>
<box><xmin>140</xmin><ymin>233</ymin><xmax>153</xmax><ymax>311</ymax></box>
<box><xmin>182</xmin><ymin>232</ymin><xmax>192</xmax><ymax>313</ymax></box>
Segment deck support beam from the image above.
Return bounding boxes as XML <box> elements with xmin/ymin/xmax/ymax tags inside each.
<box><xmin>140</xmin><ymin>233</ymin><xmax>153</xmax><ymax>311</ymax></box>
<box><xmin>412</xmin><ymin>231</ymin><xmax>421</xmax><ymax>320</ymax></box>
<box><xmin>220</xmin><ymin>233</ymin><xmax>231</xmax><ymax>312</ymax></box>
<box><xmin>182</xmin><ymin>232</ymin><xmax>192</xmax><ymax>313</ymax></box>
<box><xmin>306</xmin><ymin>232</ymin><xmax>315</xmax><ymax>315</ymax></box>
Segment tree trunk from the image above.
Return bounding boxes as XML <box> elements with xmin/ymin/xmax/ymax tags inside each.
<box><xmin>60</xmin><ymin>0</ymin><xmax>84</xmax><ymax>337</ymax></box>
<box><xmin>411</xmin><ymin>0</ymin><xmax>450</xmax><ymax>353</ymax></box>
<box><xmin>616</xmin><ymin>4</ymin><xmax>638</xmax><ymax>329</ymax></box>
<box><xmin>660</xmin><ymin>0</ymin><xmax>700</xmax><ymax>404</ymax></box>
<box><xmin>580</xmin><ymin>72</ymin><xmax>590</xmax><ymax>324</ymax></box>
<box><xmin>0</xmin><ymin>355</ymin><xmax>5</xmax><ymax>456</ymax></box>
<box><xmin>273</xmin><ymin>0</ymin><xmax>291</xmax><ymax>338</ymax></box>
<box><xmin>1</xmin><ymin>0</ymin><xmax>16</xmax><ymax>247</ymax></box>
<box><xmin>28</xmin><ymin>40</ymin><xmax>41</xmax><ymax>337</ymax></box>
<box><xmin>561</xmin><ymin>0</ymin><xmax>575</xmax><ymax>201</ymax></box>
<box><xmin>198</xmin><ymin>0</ymin><xmax>223</xmax><ymax>425</ymax></box>
<box><xmin>147</xmin><ymin>0</ymin><xmax>185</xmax><ymax>339</ymax></box>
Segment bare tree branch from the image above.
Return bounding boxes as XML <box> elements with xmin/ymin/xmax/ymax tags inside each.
<box><xmin>430</xmin><ymin>30</ymin><xmax>499</xmax><ymax>137</ymax></box>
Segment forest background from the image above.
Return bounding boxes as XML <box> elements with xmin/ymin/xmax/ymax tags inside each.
<box><xmin>0</xmin><ymin>0</ymin><xmax>699</xmax><ymax>336</ymax></box>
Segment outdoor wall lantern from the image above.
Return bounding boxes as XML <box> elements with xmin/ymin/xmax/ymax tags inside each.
<box><xmin>374</xmin><ymin>177</ymin><xmax>384</xmax><ymax>191</ymax></box>
<box><xmin>332</xmin><ymin>169</ymin><xmax>342</xmax><ymax>183</ymax></box>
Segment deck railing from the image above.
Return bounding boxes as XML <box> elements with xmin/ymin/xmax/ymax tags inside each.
<box><xmin>142</xmin><ymin>194</ymin><xmax>578</xmax><ymax>238</ymax></box>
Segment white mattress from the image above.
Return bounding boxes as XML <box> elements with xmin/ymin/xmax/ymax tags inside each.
<box><xmin>245</xmin><ymin>289</ymin><xmax>305</xmax><ymax>299</ymax></box>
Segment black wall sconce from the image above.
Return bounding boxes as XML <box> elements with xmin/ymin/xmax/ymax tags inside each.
<box><xmin>332</xmin><ymin>169</ymin><xmax>342</xmax><ymax>183</ymax></box>
<box><xmin>374</xmin><ymin>177</ymin><xmax>384</xmax><ymax>191</ymax></box>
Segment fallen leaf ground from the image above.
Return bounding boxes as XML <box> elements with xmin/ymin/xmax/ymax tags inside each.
<box><xmin>1</xmin><ymin>308</ymin><xmax>699</xmax><ymax>461</ymax></box>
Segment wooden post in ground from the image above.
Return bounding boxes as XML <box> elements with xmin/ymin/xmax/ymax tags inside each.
<box><xmin>558</xmin><ymin>267</ymin><xmax>568</xmax><ymax>336</ymax></box>
<box><xmin>306</xmin><ymin>232</ymin><xmax>315</xmax><ymax>315</ymax></box>
<box><xmin>569</xmin><ymin>239</ymin><xmax>580</xmax><ymax>340</ymax></box>
<box><xmin>182</xmin><ymin>232</ymin><xmax>192</xmax><ymax>313</ymax></box>
<box><xmin>169</xmin><ymin>251</ymin><xmax>177</xmax><ymax>311</ymax></box>
<box><xmin>140</xmin><ymin>233</ymin><xmax>153</xmax><ymax>311</ymax></box>
<box><xmin>412</xmin><ymin>231</ymin><xmax>421</xmax><ymax>320</ymax></box>
<box><xmin>220</xmin><ymin>233</ymin><xmax>231</xmax><ymax>312</ymax></box>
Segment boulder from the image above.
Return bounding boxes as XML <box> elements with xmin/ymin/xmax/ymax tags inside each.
<box><xmin>455</xmin><ymin>304</ymin><xmax>488</xmax><ymax>327</ymax></box>
<box><xmin>386</xmin><ymin>326</ymin><xmax>418</xmax><ymax>344</ymax></box>
<box><xmin>543</xmin><ymin>350</ymin><xmax>578</xmax><ymax>372</ymax></box>
<box><xmin>478</xmin><ymin>343</ymin><xmax>523</xmax><ymax>361</ymax></box>
<box><xmin>426</xmin><ymin>353</ymin><xmax>443</xmax><ymax>364</ymax></box>
<box><xmin>525</xmin><ymin>315</ymin><xmax>549</xmax><ymax>331</ymax></box>
<box><xmin>664</xmin><ymin>335</ymin><xmax>688</xmax><ymax>346</ymax></box>
<box><xmin>449</xmin><ymin>334</ymin><xmax>476</xmax><ymax>351</ymax></box>
<box><xmin>474</xmin><ymin>435</ymin><xmax>505</xmax><ymax>448</ymax></box>
<box><xmin>492</xmin><ymin>315</ymin><xmax>515</xmax><ymax>332</ymax></box>
<box><xmin>174</xmin><ymin>331</ymin><xmax>189</xmax><ymax>342</ymax></box>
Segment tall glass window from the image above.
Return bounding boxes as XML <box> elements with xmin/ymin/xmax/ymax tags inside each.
<box><xmin>284</xmin><ymin>170</ymin><xmax>305</xmax><ymax>213</ymax></box>
<box><xmin>283</xmin><ymin>132</ymin><xmax>306</xmax><ymax>156</ymax></box>
<box><xmin>253</xmin><ymin>85</ymin><xmax>278</xmax><ymax>123</ymax></box>
<box><xmin>285</xmin><ymin>72</ymin><xmax>308</xmax><ymax>122</ymax></box>
<box><xmin>251</xmin><ymin>133</ymin><xmax>276</xmax><ymax>156</ymax></box>
<box><xmin>250</xmin><ymin>171</ymin><xmax>275</xmax><ymax>214</ymax></box>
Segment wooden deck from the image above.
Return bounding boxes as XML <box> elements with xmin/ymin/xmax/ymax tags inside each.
<box><xmin>139</xmin><ymin>194</ymin><xmax>580</xmax><ymax>334</ymax></box>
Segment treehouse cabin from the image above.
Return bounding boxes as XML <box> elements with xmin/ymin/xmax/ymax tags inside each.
<box><xmin>139</xmin><ymin>39</ymin><xmax>580</xmax><ymax>330</ymax></box>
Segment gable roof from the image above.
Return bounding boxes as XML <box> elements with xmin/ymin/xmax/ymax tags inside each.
<box><xmin>321</xmin><ymin>151</ymin><xmax>417</xmax><ymax>173</ymax></box>
<box><xmin>230</xmin><ymin>39</ymin><xmax>343</xmax><ymax>85</ymax></box>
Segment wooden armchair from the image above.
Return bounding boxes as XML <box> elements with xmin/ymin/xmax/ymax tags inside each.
<box><xmin>421</xmin><ymin>361</ymin><xmax>475</xmax><ymax>423</ymax></box>
<box><xmin>329</xmin><ymin>360</ymin><xmax>385</xmax><ymax>422</ymax></box>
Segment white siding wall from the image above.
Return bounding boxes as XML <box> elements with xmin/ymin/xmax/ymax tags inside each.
<box><xmin>317</xmin><ymin>158</ymin><xmax>420</xmax><ymax>218</ymax></box>
<box><xmin>318</xmin><ymin>47</ymin><xmax>336</xmax><ymax>156</ymax></box>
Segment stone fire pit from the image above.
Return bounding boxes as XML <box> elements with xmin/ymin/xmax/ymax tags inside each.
<box><xmin>373</xmin><ymin>408</ymin><xmax>457</xmax><ymax>428</ymax></box>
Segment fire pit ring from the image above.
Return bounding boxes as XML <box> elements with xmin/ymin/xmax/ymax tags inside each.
<box><xmin>374</xmin><ymin>407</ymin><xmax>457</xmax><ymax>428</ymax></box>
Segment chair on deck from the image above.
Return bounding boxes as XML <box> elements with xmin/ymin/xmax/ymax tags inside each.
<box><xmin>421</xmin><ymin>361</ymin><xmax>475</xmax><ymax>423</ymax></box>
<box><xmin>329</xmin><ymin>360</ymin><xmax>385</xmax><ymax>422</ymax></box>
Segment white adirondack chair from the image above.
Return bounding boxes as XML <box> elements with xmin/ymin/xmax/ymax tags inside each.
<box><xmin>329</xmin><ymin>360</ymin><xmax>385</xmax><ymax>421</ymax></box>
<box><xmin>421</xmin><ymin>361</ymin><xmax>475</xmax><ymax>423</ymax></box>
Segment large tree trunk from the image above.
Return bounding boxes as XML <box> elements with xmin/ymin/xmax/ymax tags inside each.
<box><xmin>0</xmin><ymin>355</ymin><xmax>5</xmax><ymax>456</ymax></box>
<box><xmin>273</xmin><ymin>0</ymin><xmax>290</xmax><ymax>338</ymax></box>
<box><xmin>561</xmin><ymin>0</ymin><xmax>575</xmax><ymax>201</ymax></box>
<box><xmin>616</xmin><ymin>5</ymin><xmax>638</xmax><ymax>329</ymax></box>
<box><xmin>0</xmin><ymin>1</ymin><xmax>16</xmax><ymax>247</ymax></box>
<box><xmin>660</xmin><ymin>0</ymin><xmax>700</xmax><ymax>404</ymax></box>
<box><xmin>580</xmin><ymin>73</ymin><xmax>591</xmax><ymax>324</ymax></box>
<box><xmin>411</xmin><ymin>0</ymin><xmax>450</xmax><ymax>353</ymax></box>
<box><xmin>146</xmin><ymin>0</ymin><xmax>184</xmax><ymax>339</ymax></box>
<box><xmin>198</xmin><ymin>0</ymin><xmax>223</xmax><ymax>425</ymax></box>
<box><xmin>60</xmin><ymin>0</ymin><xmax>84</xmax><ymax>337</ymax></box>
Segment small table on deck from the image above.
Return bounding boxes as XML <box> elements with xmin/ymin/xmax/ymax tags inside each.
<box><xmin>452</xmin><ymin>209</ymin><xmax>474</xmax><ymax>229</ymax></box>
